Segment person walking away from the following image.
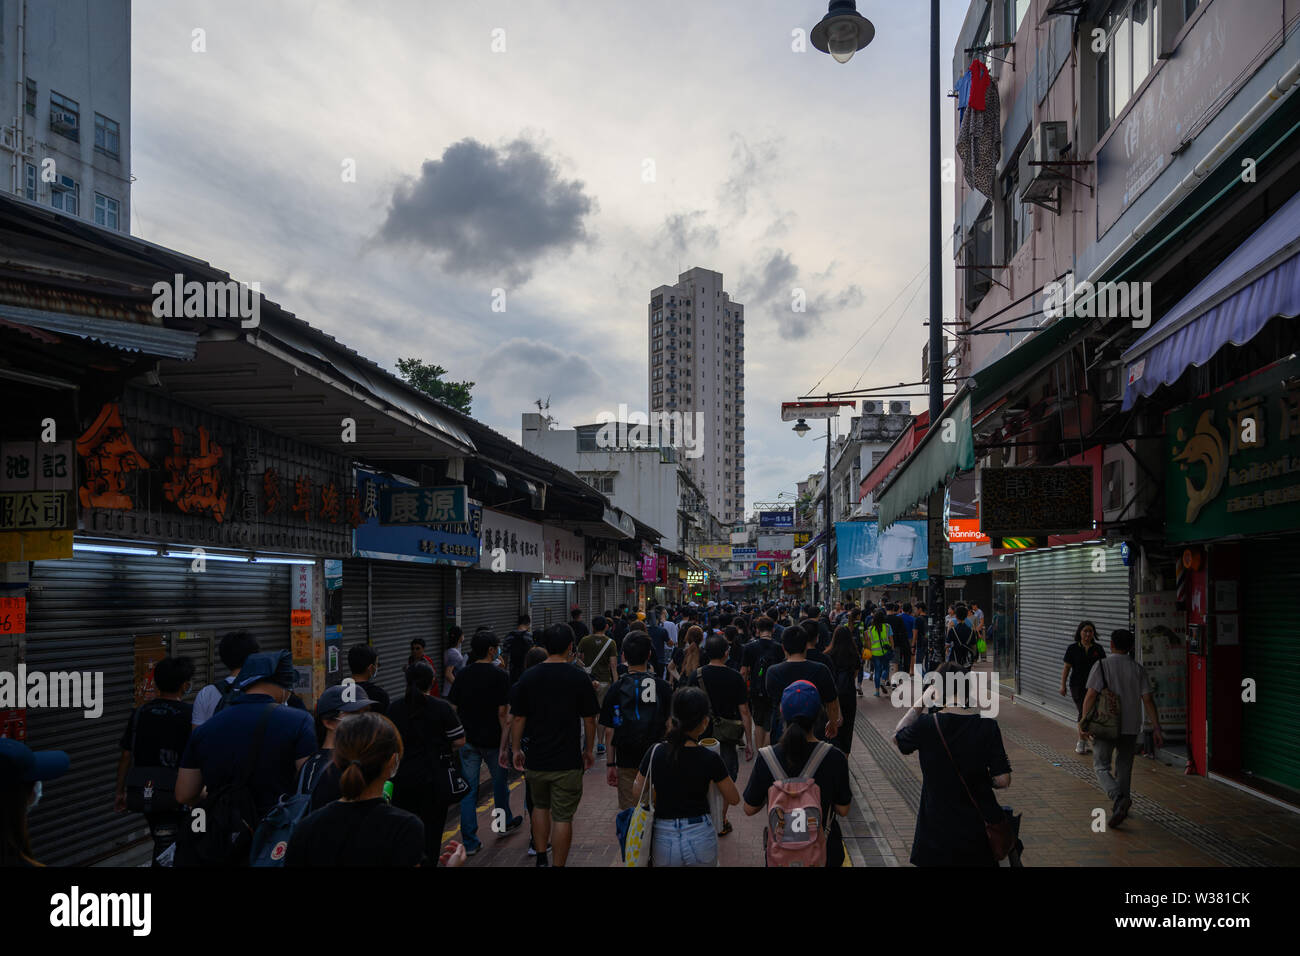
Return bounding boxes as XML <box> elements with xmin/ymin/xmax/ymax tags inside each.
<box><xmin>742</xmin><ymin>681</ymin><xmax>852</xmax><ymax>867</ymax></box>
<box><xmin>804</xmin><ymin>620</ymin><xmax>835</xmax><ymax>673</ymax></box>
<box><xmin>670</xmin><ymin>625</ymin><xmax>704</xmax><ymax>686</ymax></box>
<box><xmin>501</xmin><ymin>614</ymin><xmax>534</xmax><ymax>687</ymax></box>
<box><xmin>115</xmin><ymin>656</ymin><xmax>194</xmax><ymax>866</ymax></box>
<box><xmin>687</xmin><ymin>635</ymin><xmax>753</xmax><ymax>834</ymax></box>
<box><xmin>577</xmin><ymin>615</ymin><xmax>618</xmax><ymax>709</ymax></box>
<box><xmin>387</xmin><ymin>661</ymin><xmax>466</xmax><ymax>866</ymax></box>
<box><xmin>515</xmin><ymin>646</ymin><xmax>550</xmax><ymax>857</ymax></box>
<box><xmin>346</xmin><ymin>644</ymin><xmax>390</xmax><ymax>716</ymax></box>
<box><xmin>866</xmin><ymin>610</ymin><xmax>894</xmax><ymax>697</ymax></box>
<box><xmin>286</xmin><ymin>712</ymin><xmax>465</xmax><ymax>867</ymax></box>
<box><xmin>442</xmin><ymin>626</ymin><xmax>467</xmax><ymax>697</ymax></box>
<box><xmin>846</xmin><ymin>608</ymin><xmax>866</xmax><ymax>695</ymax></box>
<box><xmin>0</xmin><ymin>739</ymin><xmax>70</xmax><ymax>867</ymax></box>
<box><xmin>447</xmin><ymin>630</ymin><xmax>523</xmax><ymax>854</ymax></box>
<box><xmin>944</xmin><ymin>604</ymin><xmax>978</xmax><ymax>707</ymax></box>
<box><xmin>303</xmin><ymin>682</ymin><xmax>373</xmax><ymax>812</ymax></box>
<box><xmin>601</xmin><ymin>633</ymin><xmax>673</xmax><ymax>813</ymax></box>
<box><xmin>1060</xmin><ymin>621</ymin><xmax>1105</xmax><ymax>754</ymax></box>
<box><xmin>633</xmin><ymin>687</ymin><xmax>739</xmax><ymax>866</ymax></box>
<box><xmin>827</xmin><ymin>627</ymin><xmax>860</xmax><ymax>754</ymax></box>
<box><xmin>970</xmin><ymin>603</ymin><xmax>986</xmax><ymax>661</ymax></box>
<box><xmin>894</xmin><ymin>666</ymin><xmax>1013</xmax><ymax>866</ymax></box>
<box><xmin>648</xmin><ymin>612</ymin><xmax>672</xmax><ymax>680</ymax></box>
<box><xmin>885</xmin><ymin>603</ymin><xmax>911</xmax><ymax>677</ymax></box>
<box><xmin>175</xmin><ymin>651</ymin><xmax>317</xmax><ymax>866</ymax></box>
<box><xmin>898</xmin><ymin>603</ymin><xmax>917</xmax><ymax>675</ymax></box>
<box><xmin>741</xmin><ymin>617</ymin><xmax>784</xmax><ymax>751</ymax></box>
<box><xmin>509</xmin><ymin>624</ymin><xmax>600</xmax><ymax>867</ymax></box>
<box><xmin>570</xmin><ymin>607</ymin><xmax>590</xmax><ymax>642</ymax></box>
<box><xmin>1080</xmin><ymin>628</ymin><xmax>1163</xmax><ymax>828</ymax></box>
<box><xmin>765</xmin><ymin>626</ymin><xmax>840</xmax><ymax>742</ymax></box>
<box><xmin>191</xmin><ymin>630</ymin><xmax>260</xmax><ymax>729</ymax></box>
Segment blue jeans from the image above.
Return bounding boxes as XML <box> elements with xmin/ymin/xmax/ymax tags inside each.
<box><xmin>459</xmin><ymin>743</ymin><xmax>512</xmax><ymax>845</ymax></box>
<box><xmin>872</xmin><ymin>651</ymin><xmax>893</xmax><ymax>690</ymax></box>
<box><xmin>651</xmin><ymin>816</ymin><xmax>718</xmax><ymax>867</ymax></box>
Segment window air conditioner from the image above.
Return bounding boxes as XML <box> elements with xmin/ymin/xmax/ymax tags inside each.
<box><xmin>1101</xmin><ymin>444</ymin><xmax>1135</xmax><ymax>523</ymax></box>
<box><xmin>1018</xmin><ymin>121</ymin><xmax>1069</xmax><ymax>209</ymax></box>
<box><xmin>1096</xmin><ymin>362</ymin><xmax>1125</xmax><ymax>404</ymax></box>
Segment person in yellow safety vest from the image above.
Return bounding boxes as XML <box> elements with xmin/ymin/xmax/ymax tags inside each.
<box><xmin>866</xmin><ymin>610</ymin><xmax>894</xmax><ymax>698</ymax></box>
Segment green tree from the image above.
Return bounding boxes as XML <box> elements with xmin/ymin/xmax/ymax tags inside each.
<box><xmin>395</xmin><ymin>357</ymin><xmax>475</xmax><ymax>414</ymax></box>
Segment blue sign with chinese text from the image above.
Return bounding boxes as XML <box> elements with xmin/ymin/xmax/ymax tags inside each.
<box><xmin>379</xmin><ymin>484</ymin><xmax>468</xmax><ymax>525</ymax></box>
<box><xmin>356</xmin><ymin>471</ymin><xmax>480</xmax><ymax>565</ymax></box>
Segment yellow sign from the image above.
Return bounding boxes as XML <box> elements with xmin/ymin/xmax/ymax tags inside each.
<box><xmin>793</xmin><ymin>532</ymin><xmax>811</xmax><ymax>546</ymax></box>
<box><xmin>0</xmin><ymin>530</ymin><xmax>74</xmax><ymax>562</ymax></box>
<box><xmin>699</xmin><ymin>544</ymin><xmax>732</xmax><ymax>559</ymax></box>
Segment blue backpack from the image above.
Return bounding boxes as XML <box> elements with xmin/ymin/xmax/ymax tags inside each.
<box><xmin>249</xmin><ymin>750</ymin><xmax>332</xmax><ymax>867</ymax></box>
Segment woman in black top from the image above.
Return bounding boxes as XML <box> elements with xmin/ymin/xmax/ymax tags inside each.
<box><xmin>286</xmin><ymin>712</ymin><xmax>466</xmax><ymax>867</ymax></box>
<box><xmin>724</xmin><ymin>624</ymin><xmax>746</xmax><ymax>672</ymax></box>
<box><xmin>634</xmin><ymin>687</ymin><xmax>740</xmax><ymax>867</ymax></box>
<box><xmin>827</xmin><ymin>626</ymin><xmax>861</xmax><ymax>754</ymax></box>
<box><xmin>387</xmin><ymin>662</ymin><xmax>466</xmax><ymax>866</ymax></box>
<box><xmin>1059</xmin><ymin>620</ymin><xmax>1105</xmax><ymax>754</ymax></box>
<box><xmin>894</xmin><ymin>667</ymin><xmax>1012</xmax><ymax>867</ymax></box>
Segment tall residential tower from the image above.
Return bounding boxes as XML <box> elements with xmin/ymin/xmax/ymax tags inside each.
<box><xmin>648</xmin><ymin>267</ymin><xmax>744</xmax><ymax>525</ymax></box>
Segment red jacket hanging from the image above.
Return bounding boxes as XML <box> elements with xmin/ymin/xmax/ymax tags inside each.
<box><xmin>968</xmin><ymin>59</ymin><xmax>991</xmax><ymax>112</ymax></box>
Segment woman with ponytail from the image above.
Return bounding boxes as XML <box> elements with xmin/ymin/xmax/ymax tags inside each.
<box><xmin>631</xmin><ymin>687</ymin><xmax>739</xmax><ymax>866</ymax></box>
<box><xmin>387</xmin><ymin>662</ymin><xmax>466</xmax><ymax>865</ymax></box>
<box><xmin>669</xmin><ymin>625</ymin><xmax>704</xmax><ymax>687</ymax></box>
<box><xmin>286</xmin><ymin>712</ymin><xmax>464</xmax><ymax>866</ymax></box>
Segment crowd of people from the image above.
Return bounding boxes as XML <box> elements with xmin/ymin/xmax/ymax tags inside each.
<box><xmin>0</xmin><ymin>596</ymin><xmax>1162</xmax><ymax>868</ymax></box>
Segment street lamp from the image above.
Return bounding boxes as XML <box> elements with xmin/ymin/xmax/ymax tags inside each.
<box><xmin>792</xmin><ymin>418</ymin><xmax>811</xmax><ymax>437</ymax></box>
<box><xmin>810</xmin><ymin>1</ymin><xmax>875</xmax><ymax>64</ymax></box>
<box><xmin>794</xmin><ymin>414</ymin><xmax>833</xmax><ymax>609</ymax></box>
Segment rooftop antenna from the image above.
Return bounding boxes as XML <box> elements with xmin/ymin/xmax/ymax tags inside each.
<box><xmin>534</xmin><ymin>396</ymin><xmax>555</xmax><ymax>429</ymax></box>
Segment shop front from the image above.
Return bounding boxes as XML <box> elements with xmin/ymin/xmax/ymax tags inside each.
<box><xmin>467</xmin><ymin>507</ymin><xmax>539</xmax><ymax>634</ymax></box>
<box><xmin>528</xmin><ymin>525</ymin><xmax>584</xmax><ymax>628</ymax></box>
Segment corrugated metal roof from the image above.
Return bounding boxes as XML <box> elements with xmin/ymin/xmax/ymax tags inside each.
<box><xmin>0</xmin><ymin>303</ymin><xmax>197</xmax><ymax>359</ymax></box>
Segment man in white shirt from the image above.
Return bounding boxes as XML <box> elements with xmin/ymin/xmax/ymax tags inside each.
<box><xmin>190</xmin><ymin>630</ymin><xmax>260</xmax><ymax>729</ymax></box>
<box><xmin>659</xmin><ymin>607</ymin><xmax>678</xmax><ymax>650</ymax></box>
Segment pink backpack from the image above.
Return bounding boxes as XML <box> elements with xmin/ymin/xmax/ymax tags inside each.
<box><xmin>759</xmin><ymin>741</ymin><xmax>833</xmax><ymax>867</ymax></box>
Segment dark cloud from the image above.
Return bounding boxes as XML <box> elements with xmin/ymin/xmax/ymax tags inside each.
<box><xmin>659</xmin><ymin>210</ymin><xmax>719</xmax><ymax>257</ymax></box>
<box><xmin>377</xmin><ymin>138</ymin><xmax>595</xmax><ymax>285</ymax></box>
<box><xmin>742</xmin><ymin>249</ymin><xmax>863</xmax><ymax>341</ymax></box>
<box><xmin>474</xmin><ymin>338</ymin><xmax>606</xmax><ymax>403</ymax></box>
<box><xmin>717</xmin><ymin>133</ymin><xmax>780</xmax><ymax>217</ymax></box>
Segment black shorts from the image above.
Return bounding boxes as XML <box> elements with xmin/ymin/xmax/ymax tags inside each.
<box><xmin>749</xmin><ymin>695</ymin><xmax>772</xmax><ymax>729</ymax></box>
<box><xmin>1071</xmin><ymin>685</ymin><xmax>1087</xmax><ymax>720</ymax></box>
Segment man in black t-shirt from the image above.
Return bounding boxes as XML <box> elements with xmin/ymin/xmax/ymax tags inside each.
<box><xmin>765</xmin><ymin>627</ymin><xmax>840</xmax><ymax>741</ymax></box>
<box><xmin>600</xmin><ymin>633</ymin><xmax>672</xmax><ymax>811</ymax></box>
<box><xmin>885</xmin><ymin>604</ymin><xmax>912</xmax><ymax>675</ymax></box>
<box><xmin>569</xmin><ymin>607</ymin><xmax>590</xmax><ymax>641</ymax></box>
<box><xmin>510</xmin><ymin>624</ymin><xmax>600</xmax><ymax>868</ymax></box>
<box><xmin>115</xmin><ymin>656</ymin><xmax>194</xmax><ymax>867</ymax></box>
<box><xmin>346</xmin><ymin>645</ymin><xmax>390</xmax><ymax>716</ymax></box>
<box><xmin>448</xmin><ymin>631</ymin><xmax>522</xmax><ymax>854</ymax></box>
<box><xmin>688</xmin><ymin>635</ymin><xmax>752</xmax><ymax>835</ymax></box>
<box><xmin>501</xmin><ymin>614</ymin><xmax>534</xmax><ymax>686</ymax></box>
<box><xmin>741</xmin><ymin>617</ymin><xmax>783</xmax><ymax>751</ymax></box>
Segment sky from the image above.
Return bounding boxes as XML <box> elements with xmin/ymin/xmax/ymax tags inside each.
<box><xmin>130</xmin><ymin>0</ymin><xmax>967</xmax><ymax>516</ymax></box>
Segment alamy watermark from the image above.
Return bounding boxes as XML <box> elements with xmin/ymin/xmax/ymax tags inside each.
<box><xmin>152</xmin><ymin>273</ymin><xmax>260</xmax><ymax>328</ymax></box>
<box><xmin>594</xmin><ymin>404</ymin><xmax>705</xmax><ymax>460</ymax></box>
<box><xmin>889</xmin><ymin>670</ymin><xmax>1001</xmax><ymax>718</ymax></box>
<box><xmin>0</xmin><ymin>665</ymin><xmax>103</xmax><ymax>718</ymax></box>
<box><xmin>1043</xmin><ymin>275</ymin><xmax>1152</xmax><ymax>328</ymax></box>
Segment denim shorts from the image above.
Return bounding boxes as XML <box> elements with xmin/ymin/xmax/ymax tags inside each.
<box><xmin>651</xmin><ymin>816</ymin><xmax>718</xmax><ymax>867</ymax></box>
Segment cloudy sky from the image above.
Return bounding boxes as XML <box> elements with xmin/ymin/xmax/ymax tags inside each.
<box><xmin>131</xmin><ymin>0</ymin><xmax>965</xmax><ymax>514</ymax></box>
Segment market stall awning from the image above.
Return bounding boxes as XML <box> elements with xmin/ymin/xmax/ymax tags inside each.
<box><xmin>1122</xmin><ymin>188</ymin><xmax>1300</xmax><ymax>410</ymax></box>
<box><xmin>859</xmin><ymin>416</ymin><xmax>920</xmax><ymax>499</ymax></box>
<box><xmin>0</xmin><ymin>304</ymin><xmax>198</xmax><ymax>359</ymax></box>
<box><xmin>876</xmin><ymin>389</ymin><xmax>976</xmax><ymax>530</ymax></box>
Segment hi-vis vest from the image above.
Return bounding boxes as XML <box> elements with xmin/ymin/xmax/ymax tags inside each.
<box><xmin>869</xmin><ymin>624</ymin><xmax>892</xmax><ymax>656</ymax></box>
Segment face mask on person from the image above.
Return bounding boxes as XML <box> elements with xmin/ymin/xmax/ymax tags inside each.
<box><xmin>29</xmin><ymin>781</ymin><xmax>42</xmax><ymax>809</ymax></box>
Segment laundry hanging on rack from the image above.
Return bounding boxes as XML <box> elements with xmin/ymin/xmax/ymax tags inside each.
<box><xmin>955</xmin><ymin>58</ymin><xmax>1001</xmax><ymax>201</ymax></box>
<box><xmin>956</xmin><ymin>68</ymin><xmax>973</xmax><ymax>122</ymax></box>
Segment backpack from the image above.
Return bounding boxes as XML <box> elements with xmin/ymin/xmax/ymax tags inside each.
<box><xmin>688</xmin><ymin>668</ymin><xmax>745</xmax><ymax>746</ymax></box>
<box><xmin>948</xmin><ymin>624</ymin><xmax>976</xmax><ymax>668</ymax></box>
<box><xmin>609</xmin><ymin>672</ymin><xmax>663</xmax><ymax>753</ymax></box>
<box><xmin>760</xmin><ymin>741</ymin><xmax>833</xmax><ymax>867</ymax></box>
<box><xmin>182</xmin><ymin>704</ymin><xmax>276</xmax><ymax>867</ymax></box>
<box><xmin>752</xmin><ymin>640</ymin><xmax>784</xmax><ymax>700</ymax></box>
<box><xmin>212</xmin><ymin>676</ymin><xmax>242</xmax><ymax>716</ymax></box>
<box><xmin>249</xmin><ymin>749</ymin><xmax>333</xmax><ymax>867</ymax></box>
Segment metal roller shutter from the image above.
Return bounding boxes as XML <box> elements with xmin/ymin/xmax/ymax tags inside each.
<box><xmin>529</xmin><ymin>580</ymin><xmax>571</xmax><ymax>629</ymax></box>
<box><xmin>24</xmin><ymin>550</ymin><xmax>288</xmax><ymax>865</ymax></box>
<box><xmin>1016</xmin><ymin>544</ymin><xmax>1129</xmax><ymax>722</ymax></box>
<box><xmin>1242</xmin><ymin>538</ymin><xmax>1300</xmax><ymax>792</ymax></box>
<box><xmin>461</xmin><ymin>570</ymin><xmax>521</xmax><ymax>638</ymax></box>
<box><xmin>341</xmin><ymin>559</ymin><xmax>370</xmax><ymax>656</ymax></box>
<box><xmin>576</xmin><ymin>576</ymin><xmax>593</xmax><ymax>622</ymax></box>
<box><xmin>367</xmin><ymin>562</ymin><xmax>443</xmax><ymax>702</ymax></box>
<box><xmin>602</xmin><ymin>577</ymin><xmax>619</xmax><ymax>616</ymax></box>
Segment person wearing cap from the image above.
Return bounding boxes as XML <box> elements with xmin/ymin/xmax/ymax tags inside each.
<box><xmin>303</xmin><ymin>681</ymin><xmax>373</xmax><ymax>812</ymax></box>
<box><xmin>742</xmin><ymin>681</ymin><xmax>852</xmax><ymax>867</ymax></box>
<box><xmin>765</xmin><ymin>626</ymin><xmax>840</xmax><ymax>742</ymax></box>
<box><xmin>1</xmin><ymin>739</ymin><xmax>70</xmax><ymax>866</ymax></box>
<box><xmin>175</xmin><ymin>650</ymin><xmax>317</xmax><ymax>865</ymax></box>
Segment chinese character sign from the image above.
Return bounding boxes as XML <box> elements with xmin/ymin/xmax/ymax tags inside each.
<box><xmin>77</xmin><ymin>404</ymin><xmax>149</xmax><ymax>511</ymax></box>
<box><xmin>543</xmin><ymin>525</ymin><xmax>585</xmax><ymax>581</ymax></box>
<box><xmin>379</xmin><ymin>485</ymin><xmax>468</xmax><ymax>525</ymax></box>
<box><xmin>163</xmin><ymin>425</ymin><xmax>230</xmax><ymax>522</ymax></box>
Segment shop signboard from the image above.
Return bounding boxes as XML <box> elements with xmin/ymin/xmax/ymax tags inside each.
<box><xmin>543</xmin><ymin>525</ymin><xmax>585</xmax><ymax>581</ymax></box>
<box><xmin>588</xmin><ymin>539</ymin><xmax>617</xmax><ymax>575</ymax></box>
<box><xmin>836</xmin><ymin>520</ymin><xmax>928</xmax><ymax>587</ymax></box>
<box><xmin>379</xmin><ymin>484</ymin><xmax>468</xmax><ymax>525</ymax></box>
<box><xmin>699</xmin><ymin>544</ymin><xmax>732</xmax><ymax>559</ymax></box>
<box><xmin>478</xmin><ymin>508</ymin><xmax>544</xmax><ymax>574</ymax></box>
<box><xmin>617</xmin><ymin>552</ymin><xmax>637</xmax><ymax>578</ymax></box>
<box><xmin>1135</xmin><ymin>591</ymin><xmax>1188</xmax><ymax>736</ymax></box>
<box><xmin>731</xmin><ymin>547</ymin><xmax>757</xmax><ymax>562</ymax></box>
<box><xmin>1165</xmin><ymin>356</ymin><xmax>1300</xmax><ymax>543</ymax></box>
<box><xmin>981</xmin><ymin>467</ymin><xmax>1094</xmax><ymax>537</ymax></box>
<box><xmin>638</xmin><ymin>553</ymin><xmax>658</xmax><ymax>583</ymax></box>
<box><xmin>0</xmin><ymin>437</ymin><xmax>74</xmax><ymax>562</ymax></box>
<box><xmin>354</xmin><ymin>470</ymin><xmax>481</xmax><ymax>565</ymax></box>
<box><xmin>759</xmin><ymin>510</ymin><xmax>795</xmax><ymax>528</ymax></box>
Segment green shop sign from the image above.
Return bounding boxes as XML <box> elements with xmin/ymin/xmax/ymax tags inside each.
<box><xmin>1166</xmin><ymin>356</ymin><xmax>1300</xmax><ymax>543</ymax></box>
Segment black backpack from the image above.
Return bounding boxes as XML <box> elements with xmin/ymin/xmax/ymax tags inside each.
<box><xmin>609</xmin><ymin>672</ymin><xmax>663</xmax><ymax>753</ymax></box>
<box><xmin>752</xmin><ymin>639</ymin><xmax>784</xmax><ymax>700</ymax></box>
<box><xmin>212</xmin><ymin>676</ymin><xmax>242</xmax><ymax>716</ymax></box>
<box><xmin>182</xmin><ymin>704</ymin><xmax>276</xmax><ymax>867</ymax></box>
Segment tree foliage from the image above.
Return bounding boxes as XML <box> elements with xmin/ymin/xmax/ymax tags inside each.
<box><xmin>395</xmin><ymin>357</ymin><xmax>475</xmax><ymax>414</ymax></box>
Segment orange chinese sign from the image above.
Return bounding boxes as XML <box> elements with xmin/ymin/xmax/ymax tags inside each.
<box><xmin>77</xmin><ymin>404</ymin><xmax>149</xmax><ymax>510</ymax></box>
<box><xmin>0</xmin><ymin>596</ymin><xmax>25</xmax><ymax>634</ymax></box>
<box><xmin>163</xmin><ymin>426</ymin><xmax>229</xmax><ymax>522</ymax></box>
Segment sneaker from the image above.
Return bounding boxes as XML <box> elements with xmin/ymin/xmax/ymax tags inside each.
<box><xmin>874</xmin><ymin>689</ymin><xmax>880</xmax><ymax>698</ymax></box>
<box><xmin>596</xmin><ymin>743</ymin><xmax>606</xmax><ymax>755</ymax></box>
<box><xmin>719</xmin><ymin>820</ymin><xmax>733</xmax><ymax>837</ymax></box>
<box><xmin>527</xmin><ymin>845</ymin><xmax>537</xmax><ymax>857</ymax></box>
<box><xmin>1108</xmin><ymin>795</ymin><xmax>1132</xmax><ymax>828</ymax></box>
<box><xmin>1084</xmin><ymin>740</ymin><xmax>1093</xmax><ymax>753</ymax></box>
<box><xmin>1075</xmin><ymin>740</ymin><xmax>1087</xmax><ymax>754</ymax></box>
<box><xmin>856</xmin><ymin>686</ymin><xmax>864</xmax><ymax>697</ymax></box>
<box><xmin>464</xmin><ymin>841</ymin><xmax>482</xmax><ymax>856</ymax></box>
<box><xmin>502</xmin><ymin>815</ymin><xmax>524</xmax><ymax>835</ymax></box>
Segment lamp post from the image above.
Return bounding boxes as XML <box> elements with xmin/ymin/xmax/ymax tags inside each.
<box><xmin>793</xmin><ymin>416</ymin><xmax>832</xmax><ymax>607</ymax></box>
<box><xmin>811</xmin><ymin>0</ymin><xmax>944</xmax><ymax>660</ymax></box>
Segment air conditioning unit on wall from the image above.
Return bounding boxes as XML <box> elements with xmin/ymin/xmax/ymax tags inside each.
<box><xmin>1101</xmin><ymin>444</ymin><xmax>1136</xmax><ymax>523</ymax></box>
<box><xmin>1019</xmin><ymin>121</ymin><xmax>1070</xmax><ymax>211</ymax></box>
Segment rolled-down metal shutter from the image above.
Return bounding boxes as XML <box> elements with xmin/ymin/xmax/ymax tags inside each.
<box><xmin>341</xmin><ymin>559</ymin><xmax>371</xmax><ymax>656</ymax></box>
<box><xmin>367</xmin><ymin>562</ymin><xmax>443</xmax><ymax>702</ymax></box>
<box><xmin>602</xmin><ymin>577</ymin><xmax>619</xmax><ymax>616</ymax></box>
<box><xmin>576</xmin><ymin>576</ymin><xmax>593</xmax><ymax>622</ymax></box>
<box><xmin>529</xmin><ymin>580</ymin><xmax>572</xmax><ymax>629</ymax></box>
<box><xmin>1016</xmin><ymin>544</ymin><xmax>1129</xmax><ymax>722</ymax></box>
<box><xmin>1242</xmin><ymin>538</ymin><xmax>1300</xmax><ymax>792</ymax></box>
<box><xmin>461</xmin><ymin>569</ymin><xmax>521</xmax><ymax>638</ymax></box>
<box><xmin>24</xmin><ymin>550</ymin><xmax>288</xmax><ymax>865</ymax></box>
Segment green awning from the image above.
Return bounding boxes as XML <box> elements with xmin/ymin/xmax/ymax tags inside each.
<box><xmin>877</xmin><ymin>390</ymin><xmax>976</xmax><ymax>530</ymax></box>
<box><xmin>967</xmin><ymin>315</ymin><xmax>1083</xmax><ymax>411</ymax></box>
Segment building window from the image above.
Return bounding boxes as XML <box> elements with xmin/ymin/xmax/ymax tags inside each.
<box><xmin>94</xmin><ymin>114</ymin><xmax>121</xmax><ymax>158</ymax></box>
<box><xmin>1004</xmin><ymin>0</ymin><xmax>1030</xmax><ymax>41</ymax></box>
<box><xmin>25</xmin><ymin>78</ymin><xmax>37</xmax><ymax>116</ymax></box>
<box><xmin>50</xmin><ymin>175</ymin><xmax>79</xmax><ymax>215</ymax></box>
<box><xmin>49</xmin><ymin>91</ymin><xmax>80</xmax><ymax>141</ymax></box>
<box><xmin>579</xmin><ymin>473</ymin><xmax>616</xmax><ymax>494</ymax></box>
<box><xmin>1001</xmin><ymin>148</ymin><xmax>1028</xmax><ymax>261</ymax></box>
<box><xmin>1097</xmin><ymin>0</ymin><xmax>1158</xmax><ymax>137</ymax></box>
<box><xmin>963</xmin><ymin>202</ymin><xmax>993</xmax><ymax>312</ymax></box>
<box><xmin>24</xmin><ymin>163</ymin><xmax>37</xmax><ymax>201</ymax></box>
<box><xmin>94</xmin><ymin>193</ymin><xmax>120</xmax><ymax>229</ymax></box>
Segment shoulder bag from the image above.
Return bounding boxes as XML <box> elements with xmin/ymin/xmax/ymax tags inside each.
<box><xmin>1080</xmin><ymin>658</ymin><xmax>1121</xmax><ymax>741</ymax></box>
<box><xmin>933</xmin><ymin>713</ymin><xmax>1016</xmax><ymax>861</ymax></box>
<box><xmin>617</xmin><ymin>743</ymin><xmax>660</xmax><ymax>867</ymax></box>
<box><xmin>124</xmin><ymin>704</ymin><xmax>181</xmax><ymax>814</ymax></box>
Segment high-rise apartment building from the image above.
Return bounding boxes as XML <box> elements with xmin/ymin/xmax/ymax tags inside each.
<box><xmin>0</xmin><ymin>0</ymin><xmax>131</xmax><ymax>231</ymax></box>
<box><xmin>648</xmin><ymin>267</ymin><xmax>744</xmax><ymax>525</ymax></box>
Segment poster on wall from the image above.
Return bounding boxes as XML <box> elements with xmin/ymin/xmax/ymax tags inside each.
<box><xmin>1135</xmin><ymin>591</ymin><xmax>1188</xmax><ymax>737</ymax></box>
<box><xmin>132</xmin><ymin>634</ymin><xmax>169</xmax><ymax>708</ymax></box>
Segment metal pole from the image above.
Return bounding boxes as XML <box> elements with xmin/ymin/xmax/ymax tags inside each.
<box><xmin>927</xmin><ymin>0</ymin><xmax>945</xmax><ymax>660</ymax></box>
<box><xmin>824</xmin><ymin>418</ymin><xmax>832</xmax><ymax>608</ymax></box>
